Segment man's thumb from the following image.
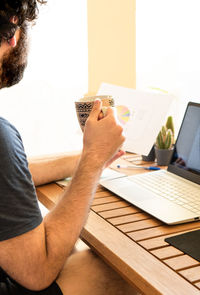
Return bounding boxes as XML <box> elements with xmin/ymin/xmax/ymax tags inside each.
<box><xmin>89</xmin><ymin>99</ymin><xmax>102</xmax><ymax>119</ymax></box>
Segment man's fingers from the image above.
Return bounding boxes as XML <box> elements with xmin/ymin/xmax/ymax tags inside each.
<box><xmin>90</xmin><ymin>104</ymin><xmax>114</xmax><ymax>121</ymax></box>
<box><xmin>105</xmin><ymin>106</ymin><xmax>114</xmax><ymax>117</ymax></box>
<box><xmin>98</xmin><ymin>111</ymin><xmax>104</xmax><ymax>120</ymax></box>
<box><xmin>89</xmin><ymin>99</ymin><xmax>102</xmax><ymax>120</ymax></box>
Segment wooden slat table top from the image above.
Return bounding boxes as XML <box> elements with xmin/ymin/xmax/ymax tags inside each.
<box><xmin>36</xmin><ymin>154</ymin><xmax>200</xmax><ymax>295</ymax></box>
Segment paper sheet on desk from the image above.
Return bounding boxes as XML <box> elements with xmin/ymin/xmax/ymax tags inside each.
<box><xmin>97</xmin><ymin>83</ymin><xmax>175</xmax><ymax>155</ymax></box>
<box><xmin>56</xmin><ymin>168</ymin><xmax>125</xmax><ymax>187</ymax></box>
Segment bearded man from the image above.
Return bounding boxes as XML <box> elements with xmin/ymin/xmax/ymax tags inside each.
<box><xmin>0</xmin><ymin>1</ymin><xmax>138</xmax><ymax>295</ymax></box>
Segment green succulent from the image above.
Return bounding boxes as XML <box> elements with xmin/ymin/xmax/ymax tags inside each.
<box><xmin>156</xmin><ymin>126</ymin><xmax>173</xmax><ymax>149</ymax></box>
<box><xmin>156</xmin><ymin>116</ymin><xmax>175</xmax><ymax>149</ymax></box>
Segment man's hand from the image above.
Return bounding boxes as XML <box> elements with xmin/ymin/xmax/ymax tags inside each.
<box><xmin>83</xmin><ymin>99</ymin><xmax>125</xmax><ymax>168</ymax></box>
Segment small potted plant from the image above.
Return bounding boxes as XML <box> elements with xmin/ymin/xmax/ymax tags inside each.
<box><xmin>155</xmin><ymin>116</ymin><xmax>175</xmax><ymax>166</ymax></box>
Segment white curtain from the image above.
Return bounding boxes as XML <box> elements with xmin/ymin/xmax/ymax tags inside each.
<box><xmin>0</xmin><ymin>1</ymin><xmax>88</xmax><ymax>156</ymax></box>
<box><xmin>137</xmin><ymin>0</ymin><xmax>200</xmax><ymax>133</ymax></box>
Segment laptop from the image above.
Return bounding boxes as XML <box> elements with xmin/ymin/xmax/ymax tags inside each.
<box><xmin>100</xmin><ymin>102</ymin><xmax>200</xmax><ymax>225</ymax></box>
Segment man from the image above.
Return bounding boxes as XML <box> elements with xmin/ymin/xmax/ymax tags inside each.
<box><xmin>0</xmin><ymin>1</ymin><xmax>138</xmax><ymax>294</ymax></box>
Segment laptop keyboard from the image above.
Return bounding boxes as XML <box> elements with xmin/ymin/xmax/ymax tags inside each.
<box><xmin>128</xmin><ymin>171</ymin><xmax>200</xmax><ymax>214</ymax></box>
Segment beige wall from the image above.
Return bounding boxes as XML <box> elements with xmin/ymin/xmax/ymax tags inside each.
<box><xmin>87</xmin><ymin>0</ymin><xmax>136</xmax><ymax>95</ymax></box>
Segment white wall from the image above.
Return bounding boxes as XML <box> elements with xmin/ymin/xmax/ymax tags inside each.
<box><xmin>0</xmin><ymin>1</ymin><xmax>87</xmax><ymax>156</ymax></box>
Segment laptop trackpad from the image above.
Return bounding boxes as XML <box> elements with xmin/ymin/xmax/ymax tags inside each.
<box><xmin>100</xmin><ymin>177</ymin><xmax>155</xmax><ymax>203</ymax></box>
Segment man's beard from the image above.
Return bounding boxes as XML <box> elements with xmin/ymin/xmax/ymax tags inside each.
<box><xmin>0</xmin><ymin>25</ymin><xmax>28</xmax><ymax>89</ymax></box>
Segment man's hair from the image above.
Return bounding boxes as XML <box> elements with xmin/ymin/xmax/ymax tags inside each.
<box><xmin>0</xmin><ymin>0</ymin><xmax>46</xmax><ymax>45</ymax></box>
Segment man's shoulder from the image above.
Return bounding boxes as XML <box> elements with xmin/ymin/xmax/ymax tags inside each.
<box><xmin>0</xmin><ymin>117</ymin><xmax>19</xmax><ymax>134</ymax></box>
<box><xmin>0</xmin><ymin>117</ymin><xmax>23</xmax><ymax>161</ymax></box>
<box><xmin>0</xmin><ymin>117</ymin><xmax>21</xmax><ymax>144</ymax></box>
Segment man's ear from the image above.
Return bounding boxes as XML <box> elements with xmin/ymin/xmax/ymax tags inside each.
<box><xmin>8</xmin><ymin>16</ymin><xmax>19</xmax><ymax>48</ymax></box>
<box><xmin>8</xmin><ymin>35</ymin><xmax>16</xmax><ymax>47</ymax></box>
<box><xmin>10</xmin><ymin>16</ymin><xmax>18</xmax><ymax>25</ymax></box>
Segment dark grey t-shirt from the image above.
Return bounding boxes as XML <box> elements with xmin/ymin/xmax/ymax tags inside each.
<box><xmin>0</xmin><ymin>117</ymin><xmax>42</xmax><ymax>241</ymax></box>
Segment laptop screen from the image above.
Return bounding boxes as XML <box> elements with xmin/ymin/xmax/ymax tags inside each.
<box><xmin>168</xmin><ymin>102</ymin><xmax>200</xmax><ymax>185</ymax></box>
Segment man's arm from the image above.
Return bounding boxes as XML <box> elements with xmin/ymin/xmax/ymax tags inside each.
<box><xmin>0</xmin><ymin>100</ymin><xmax>125</xmax><ymax>291</ymax></box>
<box><xmin>28</xmin><ymin>151</ymin><xmax>81</xmax><ymax>186</ymax></box>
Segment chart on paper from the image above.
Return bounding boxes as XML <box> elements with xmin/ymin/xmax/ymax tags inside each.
<box><xmin>116</xmin><ymin>105</ymin><xmax>131</xmax><ymax>125</ymax></box>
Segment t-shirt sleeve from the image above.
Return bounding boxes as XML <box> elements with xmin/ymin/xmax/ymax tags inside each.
<box><xmin>0</xmin><ymin>118</ymin><xmax>42</xmax><ymax>241</ymax></box>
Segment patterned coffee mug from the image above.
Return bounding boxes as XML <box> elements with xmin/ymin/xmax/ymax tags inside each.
<box><xmin>75</xmin><ymin>95</ymin><xmax>115</xmax><ymax>131</ymax></box>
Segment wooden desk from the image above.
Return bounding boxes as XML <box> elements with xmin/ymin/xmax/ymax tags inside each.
<box><xmin>36</xmin><ymin>156</ymin><xmax>200</xmax><ymax>295</ymax></box>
